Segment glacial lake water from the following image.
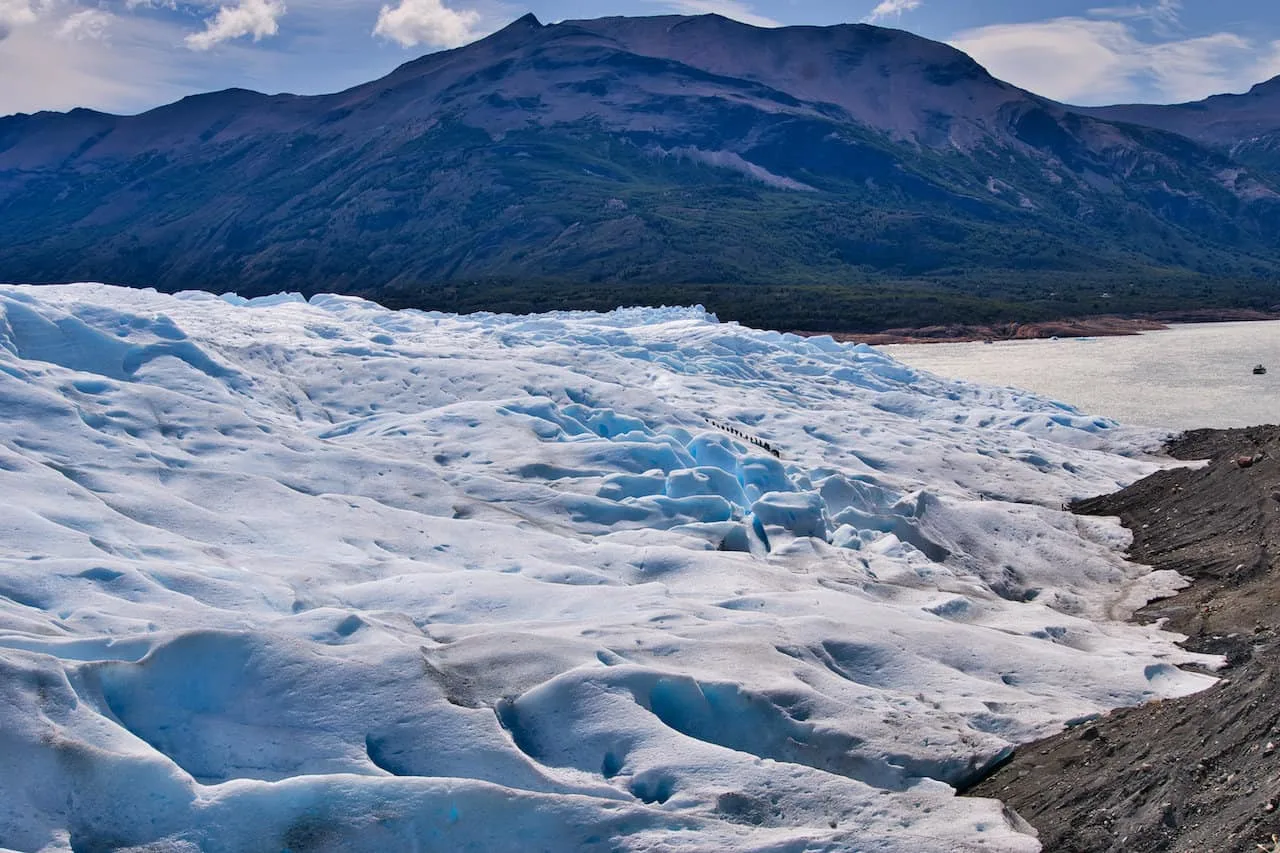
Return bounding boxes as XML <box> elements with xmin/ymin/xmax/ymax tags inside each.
<box><xmin>881</xmin><ymin>320</ymin><xmax>1280</xmax><ymax>432</ymax></box>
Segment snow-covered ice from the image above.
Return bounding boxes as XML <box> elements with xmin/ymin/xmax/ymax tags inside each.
<box><xmin>0</xmin><ymin>284</ymin><xmax>1218</xmax><ymax>852</ymax></box>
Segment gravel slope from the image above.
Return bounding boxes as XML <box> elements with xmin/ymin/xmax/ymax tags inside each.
<box><xmin>969</xmin><ymin>425</ymin><xmax>1280</xmax><ymax>853</ymax></box>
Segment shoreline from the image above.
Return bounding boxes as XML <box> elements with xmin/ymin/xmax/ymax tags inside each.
<box><xmin>795</xmin><ymin>309</ymin><xmax>1280</xmax><ymax>346</ymax></box>
<box><xmin>968</xmin><ymin>425</ymin><xmax>1280</xmax><ymax>852</ymax></box>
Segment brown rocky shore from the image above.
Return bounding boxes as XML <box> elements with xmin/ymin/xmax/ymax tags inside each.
<box><xmin>968</xmin><ymin>426</ymin><xmax>1280</xmax><ymax>853</ymax></box>
<box><xmin>813</xmin><ymin>309</ymin><xmax>1280</xmax><ymax>346</ymax></box>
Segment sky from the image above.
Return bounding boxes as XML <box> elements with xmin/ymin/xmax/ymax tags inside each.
<box><xmin>1</xmin><ymin>0</ymin><xmax>1278</xmax><ymax>116</ymax></box>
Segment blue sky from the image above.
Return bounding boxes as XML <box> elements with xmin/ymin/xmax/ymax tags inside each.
<box><xmin>2</xmin><ymin>0</ymin><xmax>1278</xmax><ymax>116</ymax></box>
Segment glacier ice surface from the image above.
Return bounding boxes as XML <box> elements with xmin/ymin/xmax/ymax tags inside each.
<box><xmin>0</xmin><ymin>284</ymin><xmax>1216</xmax><ymax>852</ymax></box>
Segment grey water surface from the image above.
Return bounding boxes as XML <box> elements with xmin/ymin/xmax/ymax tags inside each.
<box><xmin>882</xmin><ymin>321</ymin><xmax>1280</xmax><ymax>432</ymax></box>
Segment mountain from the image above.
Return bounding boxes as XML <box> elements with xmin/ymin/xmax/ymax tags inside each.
<box><xmin>2</xmin><ymin>14</ymin><xmax>1279</xmax><ymax>332</ymax></box>
<box><xmin>1082</xmin><ymin>78</ymin><xmax>1280</xmax><ymax>172</ymax></box>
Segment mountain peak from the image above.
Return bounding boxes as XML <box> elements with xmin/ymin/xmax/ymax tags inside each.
<box><xmin>3</xmin><ymin>10</ymin><xmax>1279</xmax><ymax>311</ymax></box>
<box><xmin>1248</xmin><ymin>75</ymin><xmax>1280</xmax><ymax>97</ymax></box>
<box><xmin>504</xmin><ymin>12</ymin><xmax>542</xmax><ymax>32</ymax></box>
<box><xmin>473</xmin><ymin>12</ymin><xmax>544</xmax><ymax>47</ymax></box>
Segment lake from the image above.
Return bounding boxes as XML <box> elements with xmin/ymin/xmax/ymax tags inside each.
<box><xmin>881</xmin><ymin>320</ymin><xmax>1280</xmax><ymax>432</ymax></box>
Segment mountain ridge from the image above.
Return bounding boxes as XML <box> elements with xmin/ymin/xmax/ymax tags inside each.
<box><xmin>1</xmin><ymin>14</ymin><xmax>1278</xmax><ymax>331</ymax></box>
<box><xmin>1079</xmin><ymin>76</ymin><xmax>1280</xmax><ymax>170</ymax></box>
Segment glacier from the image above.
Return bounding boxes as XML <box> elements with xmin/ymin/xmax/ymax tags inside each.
<box><xmin>0</xmin><ymin>283</ymin><xmax>1218</xmax><ymax>852</ymax></box>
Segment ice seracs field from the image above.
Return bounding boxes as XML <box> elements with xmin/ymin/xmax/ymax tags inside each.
<box><xmin>0</xmin><ymin>284</ymin><xmax>1220</xmax><ymax>852</ymax></box>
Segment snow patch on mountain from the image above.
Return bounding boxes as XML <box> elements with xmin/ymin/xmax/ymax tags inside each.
<box><xmin>661</xmin><ymin>146</ymin><xmax>816</xmax><ymax>191</ymax></box>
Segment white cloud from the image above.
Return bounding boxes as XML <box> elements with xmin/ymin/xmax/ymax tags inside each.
<box><xmin>1088</xmin><ymin>0</ymin><xmax>1180</xmax><ymax>37</ymax></box>
<box><xmin>57</xmin><ymin>7</ymin><xmax>111</xmax><ymax>40</ymax></box>
<box><xmin>0</xmin><ymin>9</ymin><xmax>193</xmax><ymax>115</ymax></box>
<box><xmin>373</xmin><ymin>0</ymin><xmax>481</xmax><ymax>48</ymax></box>
<box><xmin>0</xmin><ymin>0</ymin><xmax>40</xmax><ymax>40</ymax></box>
<box><xmin>950</xmin><ymin>16</ymin><xmax>1277</xmax><ymax>105</ymax></box>
<box><xmin>661</xmin><ymin>0</ymin><xmax>782</xmax><ymax>28</ymax></box>
<box><xmin>864</xmin><ymin>0</ymin><xmax>922</xmax><ymax>25</ymax></box>
<box><xmin>186</xmin><ymin>0</ymin><xmax>286</xmax><ymax>51</ymax></box>
<box><xmin>1088</xmin><ymin>0</ymin><xmax>1179</xmax><ymax>22</ymax></box>
<box><xmin>1257</xmin><ymin>41</ymin><xmax>1280</xmax><ymax>85</ymax></box>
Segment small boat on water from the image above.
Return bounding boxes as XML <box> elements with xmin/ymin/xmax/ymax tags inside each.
<box><xmin>1254</xmin><ymin>364</ymin><xmax>1268</xmax><ymax>375</ymax></box>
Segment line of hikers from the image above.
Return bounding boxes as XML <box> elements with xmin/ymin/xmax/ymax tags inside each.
<box><xmin>703</xmin><ymin>417</ymin><xmax>782</xmax><ymax>459</ymax></box>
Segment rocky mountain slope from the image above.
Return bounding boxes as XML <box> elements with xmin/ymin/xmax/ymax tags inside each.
<box><xmin>1084</xmin><ymin>78</ymin><xmax>1280</xmax><ymax>172</ymax></box>
<box><xmin>1</xmin><ymin>14</ymin><xmax>1279</xmax><ymax>330</ymax></box>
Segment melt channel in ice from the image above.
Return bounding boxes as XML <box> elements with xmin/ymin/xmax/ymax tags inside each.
<box><xmin>0</xmin><ymin>284</ymin><xmax>1218</xmax><ymax>852</ymax></box>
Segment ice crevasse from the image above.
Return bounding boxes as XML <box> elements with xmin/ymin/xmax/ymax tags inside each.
<box><xmin>0</xmin><ymin>284</ymin><xmax>1215</xmax><ymax>852</ymax></box>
